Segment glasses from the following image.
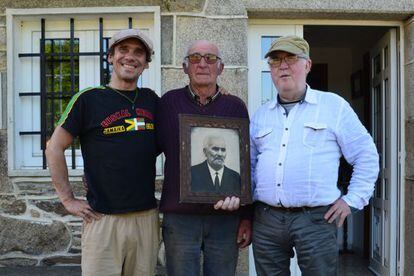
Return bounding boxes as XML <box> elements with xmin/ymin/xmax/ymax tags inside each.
<box><xmin>186</xmin><ymin>53</ymin><xmax>221</xmax><ymax>64</ymax></box>
<box><xmin>268</xmin><ymin>55</ymin><xmax>307</xmax><ymax>68</ymax></box>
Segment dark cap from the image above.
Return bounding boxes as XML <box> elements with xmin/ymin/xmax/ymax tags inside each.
<box><xmin>264</xmin><ymin>36</ymin><xmax>310</xmax><ymax>59</ymax></box>
<box><xmin>108</xmin><ymin>29</ymin><xmax>154</xmax><ymax>62</ymax></box>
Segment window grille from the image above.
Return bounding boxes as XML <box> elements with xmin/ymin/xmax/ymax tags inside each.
<box><xmin>18</xmin><ymin>17</ymin><xmax>133</xmax><ymax>169</ymax></box>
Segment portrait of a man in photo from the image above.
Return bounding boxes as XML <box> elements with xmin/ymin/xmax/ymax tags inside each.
<box><xmin>191</xmin><ymin>134</ymin><xmax>241</xmax><ymax>194</ymax></box>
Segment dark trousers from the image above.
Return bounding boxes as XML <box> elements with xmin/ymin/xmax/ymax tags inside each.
<box><xmin>252</xmin><ymin>203</ymin><xmax>338</xmax><ymax>276</ymax></box>
<box><xmin>162</xmin><ymin>213</ymin><xmax>240</xmax><ymax>276</ymax></box>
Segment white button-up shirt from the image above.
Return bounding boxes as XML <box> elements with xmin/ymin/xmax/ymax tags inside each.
<box><xmin>250</xmin><ymin>86</ymin><xmax>379</xmax><ymax>209</ymax></box>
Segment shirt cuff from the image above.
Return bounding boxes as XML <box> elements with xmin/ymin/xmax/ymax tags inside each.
<box><xmin>341</xmin><ymin>194</ymin><xmax>365</xmax><ymax>210</ymax></box>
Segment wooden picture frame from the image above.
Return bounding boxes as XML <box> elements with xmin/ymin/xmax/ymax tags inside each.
<box><xmin>179</xmin><ymin>114</ymin><xmax>252</xmax><ymax>204</ymax></box>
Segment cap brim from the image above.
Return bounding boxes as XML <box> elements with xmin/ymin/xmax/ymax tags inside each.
<box><xmin>264</xmin><ymin>46</ymin><xmax>306</xmax><ymax>58</ymax></box>
<box><xmin>108</xmin><ymin>35</ymin><xmax>154</xmax><ymax>56</ymax></box>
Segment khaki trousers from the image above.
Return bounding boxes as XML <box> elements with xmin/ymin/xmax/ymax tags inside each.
<box><xmin>82</xmin><ymin>208</ymin><xmax>159</xmax><ymax>276</ymax></box>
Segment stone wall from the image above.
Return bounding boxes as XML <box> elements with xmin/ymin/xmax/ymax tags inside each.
<box><xmin>404</xmin><ymin>15</ymin><xmax>414</xmax><ymax>276</ymax></box>
<box><xmin>0</xmin><ymin>177</ymin><xmax>84</xmax><ymax>266</ymax></box>
<box><xmin>1</xmin><ymin>0</ymin><xmax>414</xmax><ymax>275</ymax></box>
<box><xmin>243</xmin><ymin>0</ymin><xmax>414</xmax><ymax>20</ymax></box>
<box><xmin>160</xmin><ymin>0</ymin><xmax>248</xmax><ymax>101</ymax></box>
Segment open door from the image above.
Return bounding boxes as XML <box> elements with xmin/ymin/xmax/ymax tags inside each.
<box><xmin>369</xmin><ymin>28</ymin><xmax>399</xmax><ymax>276</ymax></box>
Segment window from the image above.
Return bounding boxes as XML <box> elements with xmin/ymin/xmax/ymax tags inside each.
<box><xmin>45</xmin><ymin>38</ymin><xmax>80</xmax><ymax>140</ymax></box>
<box><xmin>247</xmin><ymin>24</ymin><xmax>303</xmax><ymax>113</ymax></box>
<box><xmin>7</xmin><ymin>7</ymin><xmax>161</xmax><ymax>173</ymax></box>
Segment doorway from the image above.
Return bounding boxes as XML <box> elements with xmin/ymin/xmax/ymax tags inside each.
<box><xmin>247</xmin><ymin>23</ymin><xmax>402</xmax><ymax>276</ymax></box>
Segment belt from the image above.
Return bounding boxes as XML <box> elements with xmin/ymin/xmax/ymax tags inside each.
<box><xmin>257</xmin><ymin>201</ymin><xmax>328</xmax><ymax>212</ymax></box>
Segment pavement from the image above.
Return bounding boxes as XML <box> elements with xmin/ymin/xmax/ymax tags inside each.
<box><xmin>0</xmin><ymin>266</ymin><xmax>170</xmax><ymax>276</ymax></box>
<box><xmin>0</xmin><ymin>266</ymin><xmax>81</xmax><ymax>276</ymax></box>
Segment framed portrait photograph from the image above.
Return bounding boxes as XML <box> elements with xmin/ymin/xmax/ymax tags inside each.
<box><xmin>179</xmin><ymin>114</ymin><xmax>252</xmax><ymax>204</ymax></box>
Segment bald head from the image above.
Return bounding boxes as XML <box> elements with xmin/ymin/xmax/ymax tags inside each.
<box><xmin>183</xmin><ymin>40</ymin><xmax>223</xmax><ymax>70</ymax></box>
<box><xmin>186</xmin><ymin>40</ymin><xmax>222</xmax><ymax>58</ymax></box>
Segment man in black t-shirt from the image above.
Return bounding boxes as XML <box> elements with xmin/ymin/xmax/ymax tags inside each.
<box><xmin>46</xmin><ymin>29</ymin><xmax>159</xmax><ymax>276</ymax></box>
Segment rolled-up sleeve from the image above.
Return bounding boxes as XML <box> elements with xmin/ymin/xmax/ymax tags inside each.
<box><xmin>337</xmin><ymin>102</ymin><xmax>380</xmax><ymax>209</ymax></box>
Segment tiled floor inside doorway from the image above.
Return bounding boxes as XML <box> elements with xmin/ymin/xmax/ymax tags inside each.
<box><xmin>339</xmin><ymin>253</ymin><xmax>374</xmax><ymax>276</ymax></box>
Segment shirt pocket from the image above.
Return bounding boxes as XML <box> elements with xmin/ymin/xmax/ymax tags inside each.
<box><xmin>302</xmin><ymin>122</ymin><xmax>328</xmax><ymax>148</ymax></box>
<box><xmin>253</xmin><ymin>128</ymin><xmax>273</xmax><ymax>152</ymax></box>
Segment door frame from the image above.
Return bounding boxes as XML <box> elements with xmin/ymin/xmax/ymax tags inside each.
<box><xmin>247</xmin><ymin>19</ymin><xmax>405</xmax><ymax>275</ymax></box>
<box><xmin>369</xmin><ymin>28</ymin><xmax>399</xmax><ymax>275</ymax></box>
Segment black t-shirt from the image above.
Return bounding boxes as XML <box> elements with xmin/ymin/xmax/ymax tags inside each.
<box><xmin>58</xmin><ymin>85</ymin><xmax>159</xmax><ymax>214</ymax></box>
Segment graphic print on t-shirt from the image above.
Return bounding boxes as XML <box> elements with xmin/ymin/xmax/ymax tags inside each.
<box><xmin>101</xmin><ymin>107</ymin><xmax>154</xmax><ymax>135</ymax></box>
<box><xmin>126</xmin><ymin>118</ymin><xmax>146</xmax><ymax>131</ymax></box>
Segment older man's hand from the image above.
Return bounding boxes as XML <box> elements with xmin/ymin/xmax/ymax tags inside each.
<box><xmin>324</xmin><ymin>198</ymin><xmax>351</xmax><ymax>227</ymax></box>
<box><xmin>237</xmin><ymin>219</ymin><xmax>252</xmax><ymax>248</ymax></box>
<box><xmin>214</xmin><ymin>196</ymin><xmax>240</xmax><ymax>211</ymax></box>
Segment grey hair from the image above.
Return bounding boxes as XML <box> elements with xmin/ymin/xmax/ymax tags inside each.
<box><xmin>203</xmin><ymin>135</ymin><xmax>226</xmax><ymax>149</ymax></box>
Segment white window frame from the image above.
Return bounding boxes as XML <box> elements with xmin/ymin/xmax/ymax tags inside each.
<box><xmin>6</xmin><ymin>7</ymin><xmax>161</xmax><ymax>176</ymax></box>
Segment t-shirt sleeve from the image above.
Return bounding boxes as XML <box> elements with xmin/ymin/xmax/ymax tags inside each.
<box><xmin>57</xmin><ymin>92</ymin><xmax>85</xmax><ymax>137</ymax></box>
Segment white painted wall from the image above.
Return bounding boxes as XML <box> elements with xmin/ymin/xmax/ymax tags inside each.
<box><xmin>310</xmin><ymin>47</ymin><xmax>353</xmax><ymax>100</ymax></box>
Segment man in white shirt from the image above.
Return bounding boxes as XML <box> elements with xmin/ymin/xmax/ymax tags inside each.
<box><xmin>250</xmin><ymin>36</ymin><xmax>379</xmax><ymax>275</ymax></box>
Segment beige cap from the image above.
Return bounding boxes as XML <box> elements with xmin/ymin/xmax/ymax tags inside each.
<box><xmin>108</xmin><ymin>29</ymin><xmax>154</xmax><ymax>62</ymax></box>
<box><xmin>264</xmin><ymin>36</ymin><xmax>310</xmax><ymax>58</ymax></box>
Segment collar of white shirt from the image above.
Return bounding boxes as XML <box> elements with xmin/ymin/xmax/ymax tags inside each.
<box><xmin>269</xmin><ymin>84</ymin><xmax>318</xmax><ymax>109</ymax></box>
